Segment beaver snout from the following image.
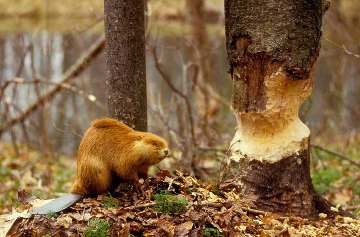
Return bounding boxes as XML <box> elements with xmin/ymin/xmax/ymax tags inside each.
<box><xmin>159</xmin><ymin>148</ymin><xmax>170</xmax><ymax>157</ymax></box>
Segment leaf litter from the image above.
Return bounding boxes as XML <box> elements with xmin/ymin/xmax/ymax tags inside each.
<box><xmin>1</xmin><ymin>170</ymin><xmax>360</xmax><ymax>237</ymax></box>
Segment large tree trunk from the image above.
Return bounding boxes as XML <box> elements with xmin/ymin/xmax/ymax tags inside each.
<box><xmin>223</xmin><ymin>0</ymin><xmax>328</xmax><ymax>217</ymax></box>
<box><xmin>104</xmin><ymin>0</ymin><xmax>147</xmax><ymax>131</ymax></box>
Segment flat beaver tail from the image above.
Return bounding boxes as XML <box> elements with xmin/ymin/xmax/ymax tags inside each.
<box><xmin>91</xmin><ymin>117</ymin><xmax>134</xmax><ymax>131</ymax></box>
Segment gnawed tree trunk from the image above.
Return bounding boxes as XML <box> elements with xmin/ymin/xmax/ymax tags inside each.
<box><xmin>223</xmin><ymin>0</ymin><xmax>329</xmax><ymax>217</ymax></box>
<box><xmin>104</xmin><ymin>0</ymin><xmax>147</xmax><ymax>131</ymax></box>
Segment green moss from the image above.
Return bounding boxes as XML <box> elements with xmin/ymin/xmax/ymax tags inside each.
<box><xmin>312</xmin><ymin>167</ymin><xmax>342</xmax><ymax>194</ymax></box>
<box><xmin>103</xmin><ymin>193</ymin><xmax>120</xmax><ymax>208</ymax></box>
<box><xmin>84</xmin><ymin>218</ymin><xmax>110</xmax><ymax>237</ymax></box>
<box><xmin>204</xmin><ymin>226</ymin><xmax>221</xmax><ymax>237</ymax></box>
<box><xmin>154</xmin><ymin>191</ymin><xmax>188</xmax><ymax>214</ymax></box>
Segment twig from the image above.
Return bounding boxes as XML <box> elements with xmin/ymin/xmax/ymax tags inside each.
<box><xmin>324</xmin><ymin>38</ymin><xmax>360</xmax><ymax>59</ymax></box>
<box><xmin>124</xmin><ymin>202</ymin><xmax>155</xmax><ymax>210</ymax></box>
<box><xmin>311</xmin><ymin>144</ymin><xmax>360</xmax><ymax>168</ymax></box>
<box><xmin>241</xmin><ymin>206</ymin><xmax>268</xmax><ymax>216</ymax></box>
<box><xmin>2</xmin><ymin>78</ymin><xmax>105</xmax><ymax>109</ymax></box>
<box><xmin>52</xmin><ymin>123</ymin><xmax>83</xmax><ymax>139</ymax></box>
<box><xmin>0</xmin><ymin>34</ymin><xmax>105</xmax><ymax>136</ymax></box>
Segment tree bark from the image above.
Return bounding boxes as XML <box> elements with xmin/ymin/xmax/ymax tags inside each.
<box><xmin>223</xmin><ymin>0</ymin><xmax>329</xmax><ymax>217</ymax></box>
<box><xmin>104</xmin><ymin>0</ymin><xmax>147</xmax><ymax>131</ymax></box>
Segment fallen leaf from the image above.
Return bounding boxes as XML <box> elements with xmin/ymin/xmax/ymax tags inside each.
<box><xmin>56</xmin><ymin>215</ymin><xmax>73</xmax><ymax>228</ymax></box>
<box><xmin>175</xmin><ymin>221</ymin><xmax>193</xmax><ymax>237</ymax></box>
<box><xmin>0</xmin><ymin>210</ymin><xmax>31</xmax><ymax>236</ymax></box>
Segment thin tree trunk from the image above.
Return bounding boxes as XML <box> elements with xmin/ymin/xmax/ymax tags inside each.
<box><xmin>343</xmin><ymin>55</ymin><xmax>360</xmax><ymax>134</ymax></box>
<box><xmin>223</xmin><ymin>0</ymin><xmax>329</xmax><ymax>217</ymax></box>
<box><xmin>186</xmin><ymin>0</ymin><xmax>222</xmax><ymax>147</ymax></box>
<box><xmin>104</xmin><ymin>0</ymin><xmax>147</xmax><ymax>131</ymax></box>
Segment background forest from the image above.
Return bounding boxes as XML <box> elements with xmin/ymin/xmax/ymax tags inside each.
<box><xmin>0</xmin><ymin>0</ymin><xmax>359</xmax><ymax>217</ymax></box>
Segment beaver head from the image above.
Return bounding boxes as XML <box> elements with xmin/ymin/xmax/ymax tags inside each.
<box><xmin>133</xmin><ymin>132</ymin><xmax>169</xmax><ymax>165</ymax></box>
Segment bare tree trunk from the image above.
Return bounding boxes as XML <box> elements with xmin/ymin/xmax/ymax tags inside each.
<box><xmin>104</xmin><ymin>0</ymin><xmax>147</xmax><ymax>131</ymax></box>
<box><xmin>223</xmin><ymin>0</ymin><xmax>329</xmax><ymax>217</ymax></box>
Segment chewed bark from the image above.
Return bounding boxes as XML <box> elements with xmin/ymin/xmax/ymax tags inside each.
<box><xmin>229</xmin><ymin>61</ymin><xmax>314</xmax><ymax>163</ymax></box>
<box><xmin>223</xmin><ymin>53</ymin><xmax>318</xmax><ymax>217</ymax></box>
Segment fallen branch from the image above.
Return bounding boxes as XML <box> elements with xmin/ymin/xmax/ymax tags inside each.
<box><xmin>0</xmin><ymin>34</ymin><xmax>105</xmax><ymax>136</ymax></box>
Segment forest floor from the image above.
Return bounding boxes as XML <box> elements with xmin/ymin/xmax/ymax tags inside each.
<box><xmin>0</xmin><ymin>143</ymin><xmax>360</xmax><ymax>236</ymax></box>
<box><xmin>0</xmin><ymin>170</ymin><xmax>359</xmax><ymax>236</ymax></box>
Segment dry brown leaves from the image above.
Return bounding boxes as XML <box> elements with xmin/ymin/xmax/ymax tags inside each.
<box><xmin>4</xmin><ymin>170</ymin><xmax>360</xmax><ymax>237</ymax></box>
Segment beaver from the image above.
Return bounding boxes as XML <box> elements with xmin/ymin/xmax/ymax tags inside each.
<box><xmin>31</xmin><ymin>117</ymin><xmax>169</xmax><ymax>214</ymax></box>
<box><xmin>71</xmin><ymin>117</ymin><xmax>169</xmax><ymax>195</ymax></box>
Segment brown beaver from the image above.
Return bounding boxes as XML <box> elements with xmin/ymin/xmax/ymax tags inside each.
<box><xmin>71</xmin><ymin>117</ymin><xmax>169</xmax><ymax>195</ymax></box>
<box><xmin>31</xmin><ymin>117</ymin><xmax>169</xmax><ymax>214</ymax></box>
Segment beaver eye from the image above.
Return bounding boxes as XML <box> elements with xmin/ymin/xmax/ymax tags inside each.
<box><xmin>151</xmin><ymin>141</ymin><xmax>157</xmax><ymax>146</ymax></box>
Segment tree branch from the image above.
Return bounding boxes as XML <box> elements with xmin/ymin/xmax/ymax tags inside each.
<box><xmin>151</xmin><ymin>46</ymin><xmax>197</xmax><ymax>147</ymax></box>
<box><xmin>0</xmin><ymin>34</ymin><xmax>105</xmax><ymax>136</ymax></box>
<box><xmin>311</xmin><ymin>144</ymin><xmax>360</xmax><ymax>168</ymax></box>
<box><xmin>2</xmin><ymin>78</ymin><xmax>105</xmax><ymax>109</ymax></box>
